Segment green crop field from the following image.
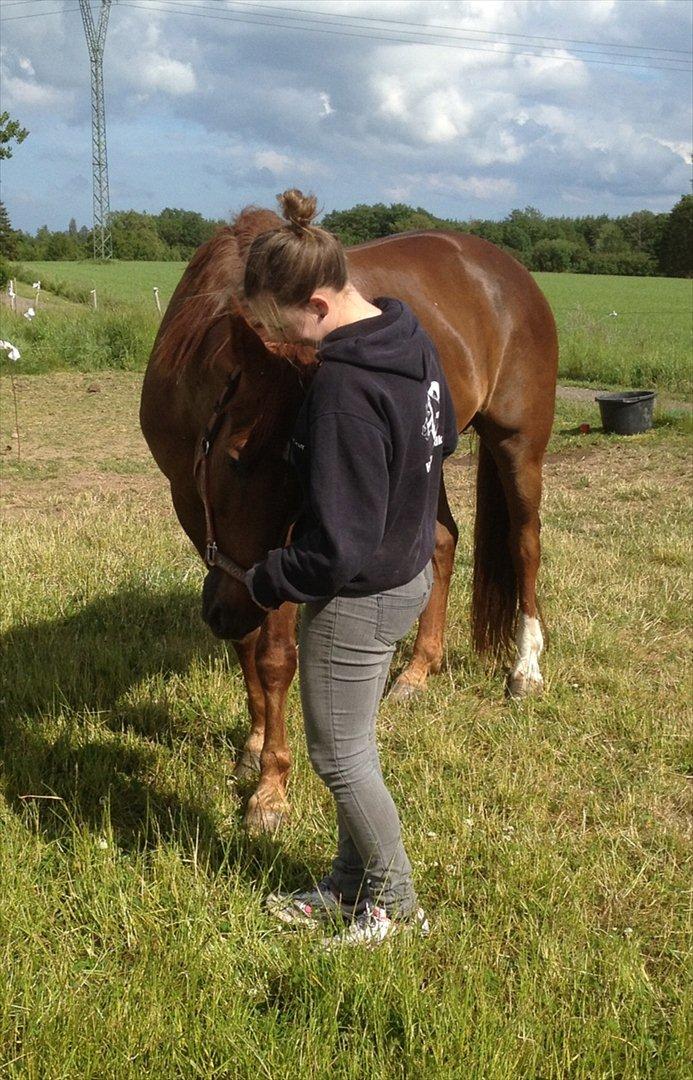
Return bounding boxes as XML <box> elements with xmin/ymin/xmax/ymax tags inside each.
<box><xmin>1</xmin><ymin>373</ymin><xmax>690</xmax><ymax>1077</ymax></box>
<box><xmin>5</xmin><ymin>259</ymin><xmax>691</xmax><ymax>396</ymax></box>
<box><xmin>13</xmin><ymin>260</ymin><xmax>186</xmax><ymax>308</ymax></box>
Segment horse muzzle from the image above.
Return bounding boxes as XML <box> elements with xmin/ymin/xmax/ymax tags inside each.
<box><xmin>202</xmin><ymin>568</ymin><xmax>267</xmax><ymax>640</ymax></box>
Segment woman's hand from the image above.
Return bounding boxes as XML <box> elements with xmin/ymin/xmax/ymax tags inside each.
<box><xmin>243</xmin><ymin>566</ymin><xmax>272</xmax><ymax>612</ymax></box>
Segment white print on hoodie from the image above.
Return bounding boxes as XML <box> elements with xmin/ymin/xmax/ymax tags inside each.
<box><xmin>421</xmin><ymin>380</ymin><xmax>443</xmax><ymax>472</ymax></box>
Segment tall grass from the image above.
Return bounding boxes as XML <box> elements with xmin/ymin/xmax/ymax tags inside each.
<box><xmin>0</xmin><ymin>305</ymin><xmax>156</xmax><ymax>374</ymax></box>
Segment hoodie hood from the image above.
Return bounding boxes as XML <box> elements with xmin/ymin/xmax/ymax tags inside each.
<box><xmin>317</xmin><ymin>297</ymin><xmax>425</xmax><ymax>380</ymax></box>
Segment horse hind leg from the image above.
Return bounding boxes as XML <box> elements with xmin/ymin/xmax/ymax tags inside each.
<box><xmin>488</xmin><ymin>435</ymin><xmax>546</xmax><ymax>698</ymax></box>
<box><xmin>390</xmin><ymin>474</ymin><xmax>458</xmax><ymax>699</ymax></box>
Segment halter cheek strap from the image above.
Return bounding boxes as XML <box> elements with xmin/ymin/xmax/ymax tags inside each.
<box><xmin>193</xmin><ymin>365</ymin><xmax>249</xmax><ymax>582</ymax></box>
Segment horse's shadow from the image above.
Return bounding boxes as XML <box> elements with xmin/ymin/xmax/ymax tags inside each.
<box><xmin>0</xmin><ymin>586</ymin><xmax>310</xmax><ymax>885</ymax></box>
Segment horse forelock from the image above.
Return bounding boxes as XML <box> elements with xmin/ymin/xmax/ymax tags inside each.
<box><xmin>232</xmin><ymin>205</ymin><xmax>283</xmax><ymax>262</ymax></box>
<box><xmin>151</xmin><ymin>204</ymin><xmax>283</xmax><ymax>376</ymax></box>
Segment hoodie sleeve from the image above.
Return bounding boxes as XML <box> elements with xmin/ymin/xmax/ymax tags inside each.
<box><xmin>244</xmin><ymin>411</ymin><xmax>392</xmax><ymax>609</ymax></box>
<box><xmin>441</xmin><ymin>369</ymin><xmax>459</xmax><ymax>459</ymax></box>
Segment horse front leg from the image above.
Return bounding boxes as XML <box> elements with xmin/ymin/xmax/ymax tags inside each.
<box><xmin>390</xmin><ymin>475</ymin><xmax>458</xmax><ymax>699</ymax></box>
<box><xmin>244</xmin><ymin>602</ymin><xmax>299</xmax><ymax>833</ymax></box>
<box><xmin>232</xmin><ymin>629</ymin><xmax>267</xmax><ymax>779</ymax></box>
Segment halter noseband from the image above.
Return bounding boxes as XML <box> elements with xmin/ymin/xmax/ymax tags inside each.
<box><xmin>193</xmin><ymin>365</ymin><xmax>250</xmax><ymax>582</ymax></box>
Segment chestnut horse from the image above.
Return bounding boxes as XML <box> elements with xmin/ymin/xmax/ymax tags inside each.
<box><xmin>140</xmin><ymin>207</ymin><xmax>557</xmax><ymax>831</ymax></box>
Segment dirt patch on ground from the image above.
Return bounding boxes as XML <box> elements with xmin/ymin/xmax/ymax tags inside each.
<box><xmin>1</xmin><ymin>286</ymin><xmax>80</xmax><ymax>315</ymax></box>
<box><xmin>1</xmin><ymin>371</ymin><xmax>690</xmax><ymax>520</ymax></box>
<box><xmin>557</xmin><ymin>383</ymin><xmax>691</xmax><ymax>412</ymax></box>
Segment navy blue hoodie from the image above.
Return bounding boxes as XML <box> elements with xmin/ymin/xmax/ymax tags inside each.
<box><xmin>244</xmin><ymin>297</ymin><xmax>458</xmax><ymax>610</ymax></box>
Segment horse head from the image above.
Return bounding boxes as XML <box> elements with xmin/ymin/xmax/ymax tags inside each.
<box><xmin>199</xmin><ymin>312</ymin><xmax>317</xmax><ymax>641</ymax></box>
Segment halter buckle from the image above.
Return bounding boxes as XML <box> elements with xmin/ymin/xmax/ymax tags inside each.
<box><xmin>205</xmin><ymin>542</ymin><xmax>218</xmax><ymax>567</ymax></box>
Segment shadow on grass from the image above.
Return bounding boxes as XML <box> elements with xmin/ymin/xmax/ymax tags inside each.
<box><xmin>0</xmin><ymin>585</ymin><xmax>310</xmax><ymax>885</ymax></box>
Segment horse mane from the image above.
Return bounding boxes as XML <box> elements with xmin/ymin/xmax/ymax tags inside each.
<box><xmin>151</xmin><ymin>205</ymin><xmax>288</xmax><ymax>375</ymax></box>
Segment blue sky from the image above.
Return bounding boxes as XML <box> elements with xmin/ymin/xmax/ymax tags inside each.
<box><xmin>1</xmin><ymin>0</ymin><xmax>691</xmax><ymax>232</ymax></box>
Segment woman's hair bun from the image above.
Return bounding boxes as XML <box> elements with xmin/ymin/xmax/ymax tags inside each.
<box><xmin>277</xmin><ymin>188</ymin><xmax>318</xmax><ymax>231</ymax></box>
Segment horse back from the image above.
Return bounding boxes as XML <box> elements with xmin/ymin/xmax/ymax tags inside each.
<box><xmin>345</xmin><ymin>230</ymin><xmax>558</xmax><ymax>432</ymax></box>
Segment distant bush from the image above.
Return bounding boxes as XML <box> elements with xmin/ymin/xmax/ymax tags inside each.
<box><xmin>531</xmin><ymin>239</ymin><xmax>586</xmax><ymax>272</ymax></box>
<box><xmin>581</xmin><ymin>252</ymin><xmax>657</xmax><ymax>276</ymax></box>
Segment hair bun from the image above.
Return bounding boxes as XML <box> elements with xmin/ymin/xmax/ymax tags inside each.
<box><xmin>277</xmin><ymin>188</ymin><xmax>318</xmax><ymax>231</ymax></box>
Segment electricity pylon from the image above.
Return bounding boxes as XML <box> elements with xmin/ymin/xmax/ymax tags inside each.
<box><xmin>79</xmin><ymin>0</ymin><xmax>113</xmax><ymax>260</ymax></box>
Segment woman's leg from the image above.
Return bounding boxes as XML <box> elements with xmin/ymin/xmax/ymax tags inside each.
<box><xmin>298</xmin><ymin>565</ymin><xmax>431</xmax><ymax>917</ymax></box>
<box><xmin>332</xmin><ymin>645</ymin><xmax>394</xmax><ymax>900</ymax></box>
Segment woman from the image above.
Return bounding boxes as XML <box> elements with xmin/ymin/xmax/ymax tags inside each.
<box><xmin>242</xmin><ymin>189</ymin><xmax>458</xmax><ymax>946</ymax></box>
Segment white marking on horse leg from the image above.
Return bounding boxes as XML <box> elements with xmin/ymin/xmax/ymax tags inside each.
<box><xmin>510</xmin><ymin>613</ymin><xmax>544</xmax><ymax>690</ymax></box>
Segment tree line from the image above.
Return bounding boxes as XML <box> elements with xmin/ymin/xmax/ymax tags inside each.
<box><xmin>1</xmin><ymin>195</ymin><xmax>691</xmax><ymax>277</ymax></box>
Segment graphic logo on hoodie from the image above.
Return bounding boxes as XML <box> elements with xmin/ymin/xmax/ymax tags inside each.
<box><xmin>421</xmin><ymin>380</ymin><xmax>442</xmax><ymax>472</ymax></box>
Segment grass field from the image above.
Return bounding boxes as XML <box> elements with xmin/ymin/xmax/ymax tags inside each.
<box><xmin>5</xmin><ymin>260</ymin><xmax>692</xmax><ymax>396</ymax></box>
<box><xmin>1</xmin><ymin>373</ymin><xmax>691</xmax><ymax>1077</ymax></box>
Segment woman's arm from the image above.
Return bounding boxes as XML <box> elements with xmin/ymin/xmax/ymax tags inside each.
<box><xmin>244</xmin><ymin>411</ymin><xmax>392</xmax><ymax>609</ymax></box>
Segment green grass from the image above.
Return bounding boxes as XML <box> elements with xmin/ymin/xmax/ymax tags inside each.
<box><xmin>9</xmin><ymin>262</ymin><xmax>692</xmax><ymax>397</ymax></box>
<box><xmin>536</xmin><ymin>273</ymin><xmax>693</xmax><ymax>397</ymax></box>
<box><xmin>0</xmin><ymin>304</ymin><xmax>157</xmax><ymax>374</ymax></box>
<box><xmin>13</xmin><ymin>260</ymin><xmax>185</xmax><ymax>309</ymax></box>
<box><xmin>1</xmin><ymin>373</ymin><xmax>691</xmax><ymax>1077</ymax></box>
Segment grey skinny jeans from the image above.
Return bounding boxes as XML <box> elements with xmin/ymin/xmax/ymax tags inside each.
<box><xmin>298</xmin><ymin>560</ymin><xmax>433</xmax><ymax>917</ymax></box>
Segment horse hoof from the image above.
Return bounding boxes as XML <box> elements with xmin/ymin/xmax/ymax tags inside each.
<box><xmin>244</xmin><ymin>794</ymin><xmax>289</xmax><ymax>835</ymax></box>
<box><xmin>235</xmin><ymin>750</ymin><xmax>261</xmax><ymax>780</ymax></box>
<box><xmin>388</xmin><ymin>676</ymin><xmax>424</xmax><ymax>701</ymax></box>
<box><xmin>507</xmin><ymin>672</ymin><xmax>544</xmax><ymax>699</ymax></box>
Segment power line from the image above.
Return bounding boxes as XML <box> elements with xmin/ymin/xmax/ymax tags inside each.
<box><xmin>116</xmin><ymin>0</ymin><xmax>693</xmax><ymax>72</ymax></box>
<box><xmin>1</xmin><ymin>6</ymin><xmax>79</xmax><ymax>19</ymax></box>
<box><xmin>3</xmin><ymin>0</ymin><xmax>691</xmax><ymax>72</ymax></box>
<box><xmin>195</xmin><ymin>0</ymin><xmax>693</xmax><ymax>58</ymax></box>
<box><xmin>186</xmin><ymin>0</ymin><xmax>693</xmax><ymax>66</ymax></box>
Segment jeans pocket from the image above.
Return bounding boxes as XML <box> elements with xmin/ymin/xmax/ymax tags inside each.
<box><xmin>374</xmin><ymin>597</ymin><xmax>421</xmax><ymax>647</ymax></box>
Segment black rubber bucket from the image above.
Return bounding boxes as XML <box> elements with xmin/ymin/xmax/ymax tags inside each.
<box><xmin>595</xmin><ymin>390</ymin><xmax>656</xmax><ymax>435</ymax></box>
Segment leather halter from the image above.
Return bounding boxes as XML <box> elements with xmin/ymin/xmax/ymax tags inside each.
<box><xmin>193</xmin><ymin>365</ymin><xmax>250</xmax><ymax>582</ymax></box>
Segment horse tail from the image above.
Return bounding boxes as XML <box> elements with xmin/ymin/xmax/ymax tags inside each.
<box><xmin>471</xmin><ymin>439</ymin><xmax>518</xmax><ymax>658</ymax></box>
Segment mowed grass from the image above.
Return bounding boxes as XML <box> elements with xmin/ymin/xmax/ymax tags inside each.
<box><xmin>9</xmin><ymin>260</ymin><xmax>692</xmax><ymax>397</ymax></box>
<box><xmin>1</xmin><ymin>373</ymin><xmax>691</xmax><ymax>1077</ymax></box>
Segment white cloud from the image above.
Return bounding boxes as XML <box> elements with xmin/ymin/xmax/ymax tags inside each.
<box><xmin>0</xmin><ymin>72</ymin><xmax>71</xmax><ymax>110</ymax></box>
<box><xmin>655</xmin><ymin>139</ymin><xmax>692</xmax><ymax>164</ymax></box>
<box><xmin>0</xmin><ymin>0</ymin><xmax>690</xmax><ymax>230</ymax></box>
<box><xmin>254</xmin><ymin>149</ymin><xmax>292</xmax><ymax>173</ymax></box>
<box><xmin>136</xmin><ymin>54</ymin><xmax>196</xmax><ymax>96</ymax></box>
<box><xmin>429</xmin><ymin>174</ymin><xmax>518</xmax><ymax>200</ymax></box>
<box><xmin>253</xmin><ymin>149</ymin><xmax>326</xmax><ymax>177</ymax></box>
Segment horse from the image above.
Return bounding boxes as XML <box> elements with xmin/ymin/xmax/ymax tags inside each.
<box><xmin>140</xmin><ymin>206</ymin><xmax>557</xmax><ymax>832</ymax></box>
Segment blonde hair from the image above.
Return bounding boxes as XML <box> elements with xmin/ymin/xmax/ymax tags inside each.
<box><xmin>243</xmin><ymin>189</ymin><xmax>347</xmax><ymax>312</ymax></box>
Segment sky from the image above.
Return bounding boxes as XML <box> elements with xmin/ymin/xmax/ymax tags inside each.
<box><xmin>1</xmin><ymin>0</ymin><xmax>691</xmax><ymax>233</ymax></box>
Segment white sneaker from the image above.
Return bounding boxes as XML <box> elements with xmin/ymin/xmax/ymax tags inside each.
<box><xmin>322</xmin><ymin>901</ymin><xmax>430</xmax><ymax>948</ymax></box>
<box><xmin>266</xmin><ymin>877</ymin><xmax>367</xmax><ymax>929</ymax></box>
